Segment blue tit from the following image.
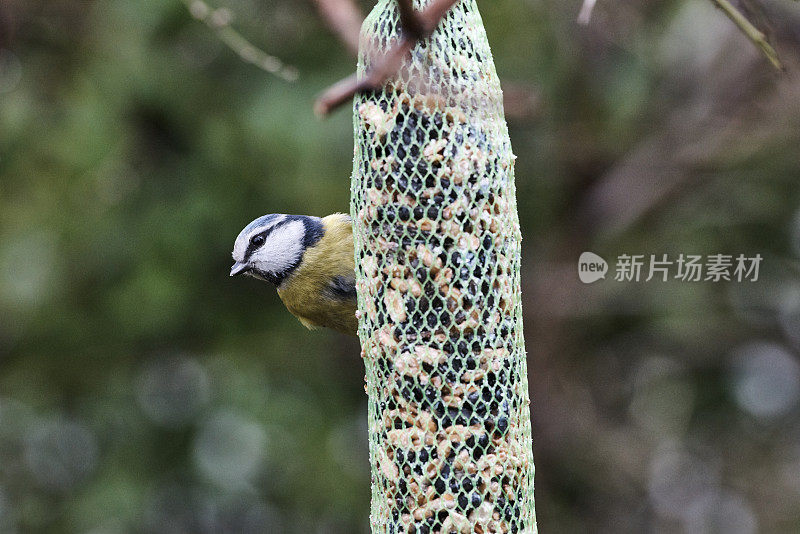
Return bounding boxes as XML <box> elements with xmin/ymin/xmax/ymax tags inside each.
<box><xmin>230</xmin><ymin>213</ymin><xmax>358</xmax><ymax>336</ymax></box>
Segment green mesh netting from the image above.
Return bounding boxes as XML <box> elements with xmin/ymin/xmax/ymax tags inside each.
<box><xmin>350</xmin><ymin>1</ymin><xmax>536</xmax><ymax>532</ymax></box>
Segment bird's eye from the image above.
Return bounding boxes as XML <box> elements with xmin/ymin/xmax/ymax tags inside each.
<box><xmin>250</xmin><ymin>234</ymin><xmax>266</xmax><ymax>248</ymax></box>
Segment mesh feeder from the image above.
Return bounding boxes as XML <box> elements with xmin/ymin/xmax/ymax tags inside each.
<box><xmin>350</xmin><ymin>1</ymin><xmax>536</xmax><ymax>532</ymax></box>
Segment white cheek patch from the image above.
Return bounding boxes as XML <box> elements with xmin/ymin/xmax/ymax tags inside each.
<box><xmin>231</xmin><ymin>214</ymin><xmax>287</xmax><ymax>261</ymax></box>
<box><xmin>248</xmin><ymin>219</ymin><xmax>306</xmax><ymax>275</ymax></box>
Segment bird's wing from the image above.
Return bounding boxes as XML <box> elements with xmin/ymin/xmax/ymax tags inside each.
<box><xmin>323</xmin><ymin>274</ymin><xmax>357</xmax><ymax>301</ymax></box>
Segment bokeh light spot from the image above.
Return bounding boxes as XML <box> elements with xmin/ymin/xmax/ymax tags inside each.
<box><xmin>648</xmin><ymin>444</ymin><xmax>719</xmax><ymax>520</ymax></box>
<box><xmin>23</xmin><ymin>419</ymin><xmax>98</xmax><ymax>492</ymax></box>
<box><xmin>730</xmin><ymin>342</ymin><xmax>800</xmax><ymax>419</ymax></box>
<box><xmin>135</xmin><ymin>355</ymin><xmax>210</xmax><ymax>427</ymax></box>
<box><xmin>0</xmin><ymin>49</ymin><xmax>22</xmax><ymax>94</ymax></box>
<box><xmin>685</xmin><ymin>490</ymin><xmax>757</xmax><ymax>534</ymax></box>
<box><xmin>193</xmin><ymin>410</ymin><xmax>267</xmax><ymax>490</ymax></box>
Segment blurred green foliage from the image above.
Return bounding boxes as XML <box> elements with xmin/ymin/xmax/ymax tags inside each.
<box><xmin>1</xmin><ymin>0</ymin><xmax>800</xmax><ymax>533</ymax></box>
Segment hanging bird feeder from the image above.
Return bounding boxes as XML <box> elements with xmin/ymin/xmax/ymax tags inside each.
<box><xmin>351</xmin><ymin>1</ymin><xmax>537</xmax><ymax>532</ymax></box>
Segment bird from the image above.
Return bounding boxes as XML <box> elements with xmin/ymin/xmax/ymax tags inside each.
<box><xmin>230</xmin><ymin>213</ymin><xmax>358</xmax><ymax>336</ymax></box>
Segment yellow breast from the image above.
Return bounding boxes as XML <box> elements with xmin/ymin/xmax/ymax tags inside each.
<box><xmin>277</xmin><ymin>213</ymin><xmax>358</xmax><ymax>335</ymax></box>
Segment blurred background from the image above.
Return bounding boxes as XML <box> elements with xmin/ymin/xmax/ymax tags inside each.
<box><xmin>1</xmin><ymin>0</ymin><xmax>800</xmax><ymax>532</ymax></box>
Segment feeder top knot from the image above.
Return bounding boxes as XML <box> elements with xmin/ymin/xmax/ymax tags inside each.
<box><xmin>357</xmin><ymin>0</ymin><xmax>509</xmax><ymax>138</ymax></box>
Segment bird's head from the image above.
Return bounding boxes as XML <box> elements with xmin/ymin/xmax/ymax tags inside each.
<box><xmin>230</xmin><ymin>214</ymin><xmax>324</xmax><ymax>286</ymax></box>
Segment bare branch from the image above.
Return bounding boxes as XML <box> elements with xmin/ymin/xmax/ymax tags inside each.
<box><xmin>502</xmin><ymin>82</ymin><xmax>541</xmax><ymax>121</ymax></box>
<box><xmin>312</xmin><ymin>0</ymin><xmax>364</xmax><ymax>56</ymax></box>
<box><xmin>314</xmin><ymin>0</ymin><xmax>460</xmax><ymax>117</ymax></box>
<box><xmin>419</xmin><ymin>0</ymin><xmax>461</xmax><ymax>33</ymax></box>
<box><xmin>314</xmin><ymin>39</ymin><xmax>415</xmax><ymax>116</ymax></box>
<box><xmin>710</xmin><ymin>0</ymin><xmax>783</xmax><ymax>70</ymax></box>
<box><xmin>181</xmin><ymin>0</ymin><xmax>298</xmax><ymax>81</ymax></box>
<box><xmin>396</xmin><ymin>0</ymin><xmax>425</xmax><ymax>40</ymax></box>
<box><xmin>0</xmin><ymin>1</ymin><xmax>13</xmax><ymax>49</ymax></box>
<box><xmin>577</xmin><ymin>0</ymin><xmax>597</xmax><ymax>25</ymax></box>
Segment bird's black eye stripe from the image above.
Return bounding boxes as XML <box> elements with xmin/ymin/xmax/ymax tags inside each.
<box><xmin>244</xmin><ymin>229</ymin><xmax>271</xmax><ymax>258</ymax></box>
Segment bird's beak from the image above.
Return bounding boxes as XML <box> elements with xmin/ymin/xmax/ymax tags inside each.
<box><xmin>230</xmin><ymin>262</ymin><xmax>248</xmax><ymax>277</ymax></box>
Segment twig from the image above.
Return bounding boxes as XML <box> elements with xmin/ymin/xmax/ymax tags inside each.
<box><xmin>0</xmin><ymin>2</ymin><xmax>12</xmax><ymax>49</ymax></box>
<box><xmin>397</xmin><ymin>0</ymin><xmax>425</xmax><ymax>39</ymax></box>
<box><xmin>312</xmin><ymin>0</ymin><xmax>364</xmax><ymax>56</ymax></box>
<box><xmin>314</xmin><ymin>39</ymin><xmax>415</xmax><ymax>116</ymax></box>
<box><xmin>181</xmin><ymin>0</ymin><xmax>298</xmax><ymax>81</ymax></box>
<box><xmin>577</xmin><ymin>0</ymin><xmax>597</xmax><ymax>25</ymax></box>
<box><xmin>419</xmin><ymin>0</ymin><xmax>462</xmax><ymax>31</ymax></box>
<box><xmin>502</xmin><ymin>82</ymin><xmax>541</xmax><ymax>121</ymax></box>
<box><xmin>710</xmin><ymin>0</ymin><xmax>783</xmax><ymax>70</ymax></box>
<box><xmin>314</xmin><ymin>0</ymin><xmax>460</xmax><ymax>116</ymax></box>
